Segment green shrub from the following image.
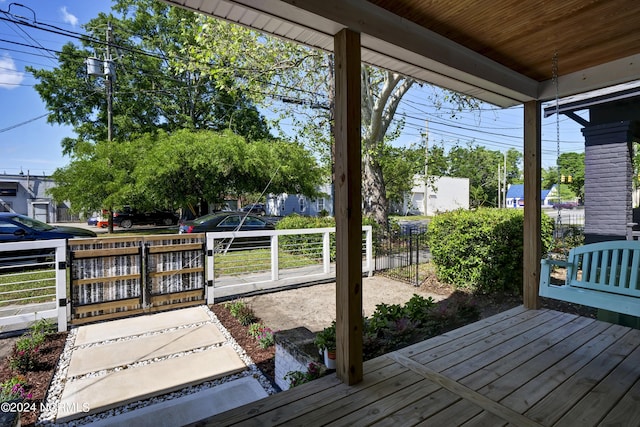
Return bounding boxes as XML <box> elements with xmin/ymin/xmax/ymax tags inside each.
<box><xmin>247</xmin><ymin>322</ymin><xmax>275</xmax><ymax>348</ymax></box>
<box><xmin>0</xmin><ymin>375</ymin><xmax>32</xmax><ymax>402</ymax></box>
<box><xmin>235</xmin><ymin>305</ymin><xmax>257</xmax><ymax>326</ymax></box>
<box><xmin>247</xmin><ymin>322</ymin><xmax>265</xmax><ymax>339</ymax></box>
<box><xmin>10</xmin><ymin>332</ymin><xmax>45</xmax><ymax>373</ymax></box>
<box><xmin>284</xmin><ymin>362</ymin><xmax>325</xmax><ymax>388</ymax></box>
<box><xmin>427</xmin><ymin>208</ymin><xmax>554</xmax><ymax>294</ymax></box>
<box><xmin>224</xmin><ymin>300</ymin><xmax>258</xmax><ymax>326</ymax></box>
<box><xmin>362</xmin><ymin>293</ymin><xmax>478</xmax><ymax>359</ymax></box>
<box><xmin>257</xmin><ymin>327</ymin><xmax>275</xmax><ymax>349</ymax></box>
<box><xmin>30</xmin><ymin>318</ymin><xmax>55</xmax><ymax>336</ymax></box>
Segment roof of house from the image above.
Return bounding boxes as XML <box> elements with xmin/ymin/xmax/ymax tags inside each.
<box><xmin>506</xmin><ymin>184</ymin><xmax>552</xmax><ymax>200</ymax></box>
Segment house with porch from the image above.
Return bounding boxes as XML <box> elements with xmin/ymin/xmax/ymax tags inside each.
<box><xmin>162</xmin><ymin>0</ymin><xmax>640</xmax><ymax>424</ymax></box>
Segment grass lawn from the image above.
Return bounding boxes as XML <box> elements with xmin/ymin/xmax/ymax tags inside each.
<box><xmin>0</xmin><ymin>268</ymin><xmax>56</xmax><ymax>307</ymax></box>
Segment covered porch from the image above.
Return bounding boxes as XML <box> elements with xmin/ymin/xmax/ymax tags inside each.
<box><xmin>158</xmin><ymin>0</ymin><xmax>640</xmax><ymax>424</ymax></box>
<box><xmin>200</xmin><ymin>305</ymin><xmax>638</xmax><ymax>426</ymax></box>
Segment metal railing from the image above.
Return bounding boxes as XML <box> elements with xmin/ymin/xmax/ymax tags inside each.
<box><xmin>0</xmin><ymin>226</ymin><xmax>374</xmax><ymax>330</ymax></box>
<box><xmin>374</xmin><ymin>224</ymin><xmax>429</xmax><ymax>286</ymax></box>
<box><xmin>206</xmin><ymin>226</ymin><xmax>373</xmax><ymax>301</ymax></box>
<box><xmin>0</xmin><ymin>240</ymin><xmax>67</xmax><ymax>332</ymax></box>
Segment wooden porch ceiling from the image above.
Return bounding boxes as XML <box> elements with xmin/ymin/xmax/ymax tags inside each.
<box><xmin>198</xmin><ymin>306</ymin><xmax>640</xmax><ymax>426</ymax></box>
<box><xmin>161</xmin><ymin>0</ymin><xmax>640</xmax><ymax>107</ymax></box>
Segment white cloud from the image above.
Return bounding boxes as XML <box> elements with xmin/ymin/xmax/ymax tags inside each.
<box><xmin>60</xmin><ymin>6</ymin><xmax>78</xmax><ymax>26</ymax></box>
<box><xmin>0</xmin><ymin>55</ymin><xmax>24</xmax><ymax>89</ymax></box>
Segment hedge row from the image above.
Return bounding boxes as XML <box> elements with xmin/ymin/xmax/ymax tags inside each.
<box><xmin>427</xmin><ymin>208</ymin><xmax>554</xmax><ymax>295</ymax></box>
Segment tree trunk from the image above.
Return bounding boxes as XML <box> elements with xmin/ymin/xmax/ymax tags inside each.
<box><xmin>362</xmin><ymin>151</ymin><xmax>388</xmax><ymax>226</ymax></box>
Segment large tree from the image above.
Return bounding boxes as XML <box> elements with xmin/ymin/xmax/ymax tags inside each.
<box><xmin>187</xmin><ymin>17</ymin><xmax>480</xmax><ymax>226</ymax></box>
<box><xmin>49</xmin><ymin>129</ymin><xmax>322</xmax><ymax>217</ymax></box>
<box><xmin>542</xmin><ymin>152</ymin><xmax>585</xmax><ymax>202</ymax></box>
<box><xmin>28</xmin><ymin>0</ymin><xmax>271</xmax><ymax>154</ymax></box>
<box><xmin>47</xmin><ymin>139</ymin><xmax>147</xmax><ymax>217</ymax></box>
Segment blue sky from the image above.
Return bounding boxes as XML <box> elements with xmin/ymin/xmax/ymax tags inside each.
<box><xmin>0</xmin><ymin>0</ymin><xmax>587</xmax><ymax>177</ymax></box>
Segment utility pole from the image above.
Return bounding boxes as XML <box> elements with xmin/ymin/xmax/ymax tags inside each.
<box><xmin>86</xmin><ymin>22</ymin><xmax>115</xmax><ymax>231</ymax></box>
<box><xmin>503</xmin><ymin>151</ymin><xmax>507</xmax><ymax>208</ymax></box>
<box><xmin>106</xmin><ymin>22</ymin><xmax>113</xmax><ymax>143</ymax></box>
<box><xmin>423</xmin><ymin>120</ymin><xmax>428</xmax><ymax>216</ymax></box>
<box><xmin>497</xmin><ymin>164</ymin><xmax>501</xmax><ymax>208</ymax></box>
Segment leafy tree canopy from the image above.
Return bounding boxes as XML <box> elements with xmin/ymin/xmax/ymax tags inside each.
<box><xmin>28</xmin><ymin>0</ymin><xmax>271</xmax><ymax>155</ymax></box>
<box><xmin>48</xmin><ymin>130</ymin><xmax>323</xmax><ymax>216</ymax></box>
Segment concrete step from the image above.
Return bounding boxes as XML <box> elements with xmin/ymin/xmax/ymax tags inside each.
<box><xmin>67</xmin><ymin>323</ymin><xmax>226</xmax><ymax>377</ymax></box>
<box><xmin>56</xmin><ymin>345</ymin><xmax>247</xmax><ymax>422</ymax></box>
<box><xmin>74</xmin><ymin>306</ymin><xmax>212</xmax><ymax>346</ymax></box>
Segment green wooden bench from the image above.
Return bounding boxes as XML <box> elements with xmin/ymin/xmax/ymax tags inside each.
<box><xmin>540</xmin><ymin>240</ymin><xmax>640</xmax><ymax>316</ymax></box>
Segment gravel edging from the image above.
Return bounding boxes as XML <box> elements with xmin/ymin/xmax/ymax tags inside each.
<box><xmin>37</xmin><ymin>305</ymin><xmax>276</xmax><ymax>426</ymax></box>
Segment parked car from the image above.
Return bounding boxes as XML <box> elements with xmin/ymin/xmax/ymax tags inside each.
<box><xmin>111</xmin><ymin>207</ymin><xmax>179</xmax><ymax>229</ymax></box>
<box><xmin>0</xmin><ymin>213</ymin><xmax>97</xmax><ymax>242</ymax></box>
<box><xmin>241</xmin><ymin>203</ymin><xmax>267</xmax><ymax>216</ymax></box>
<box><xmin>179</xmin><ymin>212</ymin><xmax>275</xmax><ymax>249</ymax></box>
<box><xmin>87</xmin><ymin>216</ymin><xmax>99</xmax><ymax>226</ymax></box>
<box><xmin>552</xmin><ymin>202</ymin><xmax>578</xmax><ymax>210</ymax></box>
<box><xmin>179</xmin><ymin>212</ymin><xmax>274</xmax><ymax>234</ymax></box>
<box><xmin>0</xmin><ymin>213</ymin><xmax>97</xmax><ymax>268</ymax></box>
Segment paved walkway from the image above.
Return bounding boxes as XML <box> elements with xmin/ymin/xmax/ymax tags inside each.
<box><xmin>52</xmin><ymin>306</ymin><xmax>269</xmax><ymax>424</ymax></box>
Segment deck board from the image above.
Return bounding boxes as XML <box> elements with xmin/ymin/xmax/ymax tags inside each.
<box><xmin>195</xmin><ymin>308</ymin><xmax>640</xmax><ymax>427</ymax></box>
<box><xmin>599</xmin><ymin>377</ymin><xmax>640</xmax><ymax>426</ymax></box>
<box><xmin>369</xmin><ymin>388</ymin><xmax>462</xmax><ymax>427</ymax></box>
<box><xmin>461</xmin><ymin>314</ymin><xmax>597</xmax><ymax>390</ymax></box>
<box><xmin>524</xmin><ymin>328</ymin><xmax>640</xmax><ymax>426</ymax></box>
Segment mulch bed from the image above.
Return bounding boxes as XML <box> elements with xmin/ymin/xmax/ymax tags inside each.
<box><xmin>0</xmin><ymin>332</ymin><xmax>67</xmax><ymax>427</ymax></box>
<box><xmin>210</xmin><ymin>304</ymin><xmax>276</xmax><ymax>381</ymax></box>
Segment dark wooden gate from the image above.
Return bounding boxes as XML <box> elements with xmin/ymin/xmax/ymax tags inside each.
<box><xmin>69</xmin><ymin>235</ymin><xmax>205</xmax><ymax>325</ymax></box>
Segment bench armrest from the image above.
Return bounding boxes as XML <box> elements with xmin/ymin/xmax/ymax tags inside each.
<box><xmin>540</xmin><ymin>258</ymin><xmax>569</xmax><ymax>269</ymax></box>
<box><xmin>540</xmin><ymin>257</ymin><xmax>569</xmax><ymax>294</ymax></box>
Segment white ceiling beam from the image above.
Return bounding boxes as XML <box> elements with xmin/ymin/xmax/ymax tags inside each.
<box><xmin>274</xmin><ymin>0</ymin><xmax>539</xmax><ymax>101</ymax></box>
<box><xmin>538</xmin><ymin>53</ymin><xmax>640</xmax><ymax>101</ymax></box>
<box><xmin>164</xmin><ymin>0</ymin><xmax>538</xmax><ymax>106</ymax></box>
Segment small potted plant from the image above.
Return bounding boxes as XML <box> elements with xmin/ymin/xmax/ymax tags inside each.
<box><xmin>314</xmin><ymin>321</ymin><xmax>336</xmax><ymax>369</ymax></box>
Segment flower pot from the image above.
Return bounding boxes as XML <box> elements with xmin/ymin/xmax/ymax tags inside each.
<box><xmin>323</xmin><ymin>348</ymin><xmax>336</xmax><ymax>369</ymax></box>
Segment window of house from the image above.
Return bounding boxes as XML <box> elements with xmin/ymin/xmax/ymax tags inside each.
<box><xmin>317</xmin><ymin>198</ymin><xmax>325</xmax><ymax>211</ymax></box>
<box><xmin>0</xmin><ymin>182</ymin><xmax>18</xmax><ymax>197</ymax></box>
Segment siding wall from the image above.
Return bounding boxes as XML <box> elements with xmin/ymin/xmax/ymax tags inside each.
<box><xmin>582</xmin><ymin>121</ymin><xmax>639</xmax><ymax>242</ymax></box>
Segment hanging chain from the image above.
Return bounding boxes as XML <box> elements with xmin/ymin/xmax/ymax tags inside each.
<box><xmin>552</xmin><ymin>52</ymin><xmax>561</xmax><ymax>203</ymax></box>
<box><xmin>552</xmin><ymin>52</ymin><xmax>566</xmax><ymax>257</ymax></box>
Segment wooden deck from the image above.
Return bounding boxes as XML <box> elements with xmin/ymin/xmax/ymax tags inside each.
<box><xmin>195</xmin><ymin>306</ymin><xmax>640</xmax><ymax>426</ymax></box>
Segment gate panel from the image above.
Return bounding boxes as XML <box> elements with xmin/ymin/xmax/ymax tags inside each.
<box><xmin>69</xmin><ymin>237</ymin><xmax>144</xmax><ymax>325</ymax></box>
<box><xmin>144</xmin><ymin>235</ymin><xmax>205</xmax><ymax>312</ymax></box>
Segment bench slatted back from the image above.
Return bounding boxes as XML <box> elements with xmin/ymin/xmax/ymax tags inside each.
<box><xmin>568</xmin><ymin>241</ymin><xmax>640</xmax><ymax>297</ymax></box>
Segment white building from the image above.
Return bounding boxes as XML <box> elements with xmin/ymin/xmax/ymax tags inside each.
<box><xmin>0</xmin><ymin>172</ymin><xmax>68</xmax><ymax>222</ymax></box>
<box><xmin>266</xmin><ymin>183</ymin><xmax>333</xmax><ymax>217</ymax></box>
<box><xmin>398</xmin><ymin>175</ymin><xmax>470</xmax><ymax>216</ymax></box>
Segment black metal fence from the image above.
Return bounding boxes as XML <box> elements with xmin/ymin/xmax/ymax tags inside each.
<box><xmin>374</xmin><ymin>223</ymin><xmax>430</xmax><ymax>286</ymax></box>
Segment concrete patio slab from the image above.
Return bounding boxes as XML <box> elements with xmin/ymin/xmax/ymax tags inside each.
<box><xmin>67</xmin><ymin>323</ymin><xmax>226</xmax><ymax>377</ymax></box>
<box><xmin>86</xmin><ymin>376</ymin><xmax>268</xmax><ymax>427</ymax></box>
<box><xmin>74</xmin><ymin>306</ymin><xmax>211</xmax><ymax>346</ymax></box>
<box><xmin>56</xmin><ymin>345</ymin><xmax>247</xmax><ymax>422</ymax></box>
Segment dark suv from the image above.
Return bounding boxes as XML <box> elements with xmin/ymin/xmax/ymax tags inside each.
<box><xmin>241</xmin><ymin>203</ymin><xmax>267</xmax><ymax>216</ymax></box>
<box><xmin>113</xmin><ymin>207</ymin><xmax>179</xmax><ymax>229</ymax></box>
